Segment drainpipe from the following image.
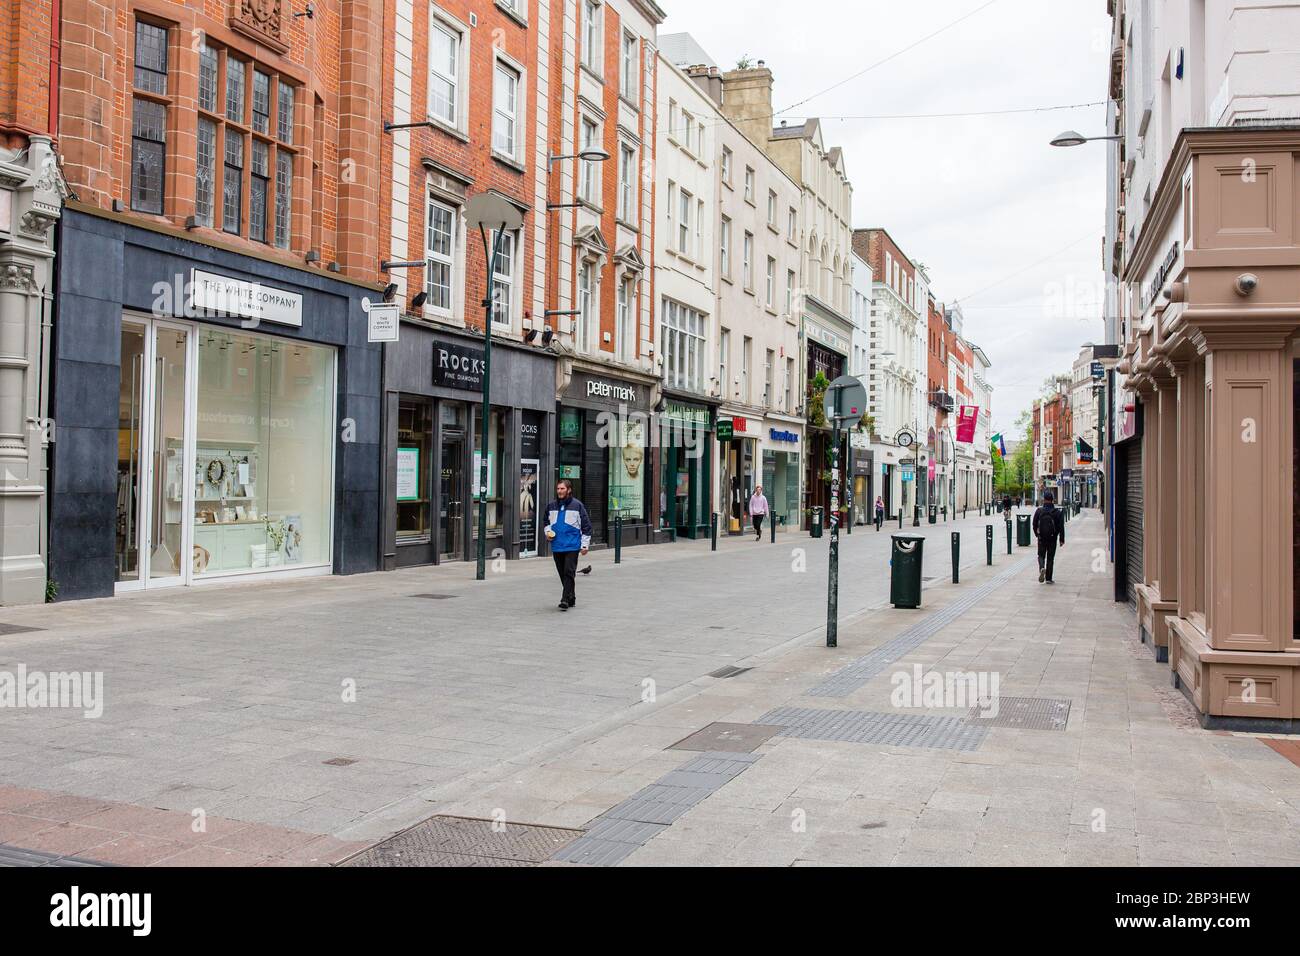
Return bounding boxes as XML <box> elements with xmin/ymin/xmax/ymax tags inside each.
<box><xmin>48</xmin><ymin>0</ymin><xmax>61</xmax><ymax>141</ymax></box>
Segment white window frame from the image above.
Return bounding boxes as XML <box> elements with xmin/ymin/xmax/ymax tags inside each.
<box><xmin>742</xmin><ymin>231</ymin><xmax>753</xmax><ymax>289</ymax></box>
<box><xmin>618</xmin><ymin>142</ymin><xmax>636</xmax><ymax>222</ymax></box>
<box><xmin>721</xmin><ymin>146</ymin><xmax>732</xmax><ymax>185</ymax></box>
<box><xmin>787</xmin><ymin>206</ymin><xmax>797</xmax><ymax>242</ymax></box>
<box><xmin>616</xmin><ymin>276</ymin><xmax>633</xmax><ymax>362</ymax></box>
<box><xmin>621</xmin><ymin>30</ymin><xmax>638</xmax><ymax>104</ymax></box>
<box><xmin>491</xmin><ymin>54</ymin><xmax>524</xmax><ymax>163</ymax></box>
<box><xmin>744</xmin><ymin>167</ymin><xmax>754</xmax><ymax>203</ymax></box>
<box><xmin>424</xmin><ymin>194</ymin><xmax>459</xmax><ymax>319</ymax></box>
<box><xmin>678</xmin><ymin>187</ymin><xmax>692</xmax><ymax>254</ymax></box>
<box><xmin>580</xmin><ymin>116</ymin><xmax>601</xmax><ymax>203</ymax></box>
<box><xmin>765</xmin><ymin>256</ymin><xmax>775</xmax><ymax>308</ymax></box>
<box><xmin>490</xmin><ymin>228</ymin><xmax>519</xmax><ymax>328</ymax></box>
<box><xmin>577</xmin><ymin>260</ymin><xmax>597</xmax><ymax>352</ymax></box>
<box><xmin>582</xmin><ymin>0</ymin><xmax>602</xmax><ymax>74</ymax></box>
<box><xmin>786</xmin><ymin>268</ymin><xmax>795</xmax><ymax>315</ymax></box>
<box><xmin>767</xmin><ymin>189</ymin><xmax>776</xmax><ymax>227</ymax></box>
<box><xmin>719</xmin><ymin>216</ymin><xmax>731</xmax><ymax>278</ymax></box>
<box><xmin>428</xmin><ymin>9</ymin><xmax>468</xmax><ymax>133</ymax></box>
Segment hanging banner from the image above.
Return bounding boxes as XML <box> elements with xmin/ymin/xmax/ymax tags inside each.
<box><xmin>956</xmin><ymin>405</ymin><xmax>979</xmax><ymax>444</ymax></box>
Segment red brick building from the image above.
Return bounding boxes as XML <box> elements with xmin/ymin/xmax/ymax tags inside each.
<box><xmin>47</xmin><ymin>0</ymin><xmax>389</xmax><ymax>601</ymax></box>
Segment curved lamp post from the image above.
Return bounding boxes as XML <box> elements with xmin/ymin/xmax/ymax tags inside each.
<box><xmin>1049</xmin><ymin>129</ymin><xmax>1122</xmax><ymax>147</ymax></box>
<box><xmin>465</xmin><ymin>192</ymin><xmax>525</xmax><ymax>581</ymax></box>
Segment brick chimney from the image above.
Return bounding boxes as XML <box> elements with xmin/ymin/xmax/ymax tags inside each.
<box><xmin>685</xmin><ymin>65</ymin><xmax>723</xmax><ymax>108</ymax></box>
<box><xmin>720</xmin><ymin>62</ymin><xmax>774</xmax><ymax>150</ymax></box>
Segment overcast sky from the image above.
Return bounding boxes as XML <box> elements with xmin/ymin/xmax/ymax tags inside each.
<box><xmin>661</xmin><ymin>0</ymin><xmax>1112</xmax><ymax>434</ymax></box>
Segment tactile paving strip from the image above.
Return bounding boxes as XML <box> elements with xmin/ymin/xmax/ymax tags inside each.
<box><xmin>550</xmin><ymin>751</ymin><xmax>762</xmax><ymax>866</ymax></box>
<box><xmin>966</xmin><ymin>696</ymin><xmax>1071</xmax><ymax>731</ymax></box>
<box><xmin>345</xmin><ymin>815</ymin><xmax>582</xmax><ymax>867</ymax></box>
<box><xmin>0</xmin><ymin>844</ymin><xmax>106</xmax><ymax>867</ymax></box>
<box><xmin>806</xmin><ymin>556</ymin><xmax>1035</xmax><ymax>697</ymax></box>
<box><xmin>756</xmin><ymin>705</ymin><xmax>989</xmax><ymax>752</ymax></box>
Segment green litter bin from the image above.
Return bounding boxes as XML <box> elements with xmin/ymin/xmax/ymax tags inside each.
<box><xmin>810</xmin><ymin>506</ymin><xmax>824</xmax><ymax>538</ymax></box>
<box><xmin>890</xmin><ymin>534</ymin><xmax>925</xmax><ymax>608</ymax></box>
<box><xmin>1016</xmin><ymin>513</ymin><xmax>1032</xmax><ymax>547</ymax></box>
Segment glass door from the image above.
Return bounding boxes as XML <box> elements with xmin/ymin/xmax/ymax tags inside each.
<box><xmin>116</xmin><ymin>318</ymin><xmax>194</xmax><ymax>591</ymax></box>
<box><xmin>440</xmin><ymin>437</ymin><xmax>464</xmax><ymax>560</ymax></box>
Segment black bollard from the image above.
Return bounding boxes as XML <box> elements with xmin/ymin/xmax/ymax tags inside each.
<box><xmin>913</xmin><ymin>505</ymin><xmax>920</xmax><ymax>528</ymax></box>
<box><xmin>711</xmin><ymin>512</ymin><xmax>718</xmax><ymax>551</ymax></box>
<box><xmin>951</xmin><ymin>532</ymin><xmax>959</xmax><ymax>584</ymax></box>
<box><xmin>614</xmin><ymin>513</ymin><xmax>622</xmax><ymax>564</ymax></box>
<box><xmin>986</xmin><ymin>524</ymin><xmax>993</xmax><ymax>565</ymax></box>
<box><xmin>770</xmin><ymin>512</ymin><xmax>777</xmax><ymax>543</ymax></box>
<box><xmin>1006</xmin><ymin>518</ymin><xmax>1012</xmax><ymax>555</ymax></box>
<box><xmin>898</xmin><ymin>508</ymin><xmax>903</xmax><ymax>530</ymax></box>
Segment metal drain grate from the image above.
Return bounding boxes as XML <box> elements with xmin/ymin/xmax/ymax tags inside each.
<box><xmin>0</xmin><ymin>844</ymin><xmax>107</xmax><ymax>867</ymax></box>
<box><xmin>806</xmin><ymin>557</ymin><xmax>1034</xmax><ymax>698</ymax></box>
<box><xmin>966</xmin><ymin>696</ymin><xmax>1071</xmax><ymax>731</ymax></box>
<box><xmin>0</xmin><ymin>623</ymin><xmax>43</xmax><ymax>635</ymax></box>
<box><xmin>410</xmin><ymin>593</ymin><xmax>456</xmax><ymax>600</ymax></box>
<box><xmin>708</xmin><ymin>665</ymin><xmax>751</xmax><ymax>679</ymax></box>
<box><xmin>757</xmin><ymin>705</ymin><xmax>988</xmax><ymax>752</ymax></box>
<box><xmin>345</xmin><ymin>815</ymin><xmax>581</xmax><ymax>867</ymax></box>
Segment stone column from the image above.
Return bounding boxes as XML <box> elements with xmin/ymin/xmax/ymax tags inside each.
<box><xmin>1174</xmin><ymin>357</ymin><xmax>1204</xmax><ymax>623</ymax></box>
<box><xmin>1155</xmin><ymin>364</ymin><xmax>1179</xmax><ymax>606</ymax></box>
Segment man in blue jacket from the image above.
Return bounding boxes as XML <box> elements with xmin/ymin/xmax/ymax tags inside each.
<box><xmin>545</xmin><ymin>478</ymin><xmax>592</xmax><ymax>610</ymax></box>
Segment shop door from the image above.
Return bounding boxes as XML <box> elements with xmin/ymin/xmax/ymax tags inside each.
<box><xmin>439</xmin><ymin>437</ymin><xmax>464</xmax><ymax>560</ymax></box>
<box><xmin>116</xmin><ymin>319</ymin><xmax>195</xmax><ymax>591</ymax></box>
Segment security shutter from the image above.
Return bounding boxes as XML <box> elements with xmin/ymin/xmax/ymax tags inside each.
<box><xmin>1124</xmin><ymin>441</ymin><xmax>1144</xmax><ymax>604</ymax></box>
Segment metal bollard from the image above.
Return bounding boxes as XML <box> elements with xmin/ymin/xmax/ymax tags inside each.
<box><xmin>770</xmin><ymin>512</ymin><xmax>777</xmax><ymax>543</ymax></box>
<box><xmin>951</xmin><ymin>532</ymin><xmax>959</xmax><ymax>584</ymax></box>
<box><xmin>913</xmin><ymin>505</ymin><xmax>920</xmax><ymax>528</ymax></box>
<box><xmin>711</xmin><ymin>512</ymin><xmax>718</xmax><ymax>551</ymax></box>
<box><xmin>898</xmin><ymin>509</ymin><xmax>903</xmax><ymax>530</ymax></box>
<box><xmin>614</xmin><ymin>513</ymin><xmax>623</xmax><ymax>564</ymax></box>
<box><xmin>1006</xmin><ymin>518</ymin><xmax>1013</xmax><ymax>555</ymax></box>
<box><xmin>986</xmin><ymin>524</ymin><xmax>993</xmax><ymax>565</ymax></box>
<box><xmin>847</xmin><ymin>510</ymin><xmax>852</xmax><ymax>535</ymax></box>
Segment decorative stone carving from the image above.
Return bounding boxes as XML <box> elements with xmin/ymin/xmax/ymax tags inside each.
<box><xmin>0</xmin><ymin>264</ymin><xmax>35</xmax><ymax>294</ymax></box>
<box><xmin>230</xmin><ymin>0</ymin><xmax>288</xmax><ymax>52</ymax></box>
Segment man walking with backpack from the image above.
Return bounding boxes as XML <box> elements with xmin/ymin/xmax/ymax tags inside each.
<box><xmin>1032</xmin><ymin>491</ymin><xmax>1066</xmax><ymax>584</ymax></box>
<box><xmin>544</xmin><ymin>478</ymin><xmax>592</xmax><ymax>610</ymax></box>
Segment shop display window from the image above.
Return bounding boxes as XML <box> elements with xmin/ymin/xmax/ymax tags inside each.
<box><xmin>191</xmin><ymin>330</ymin><xmax>335</xmax><ymax>576</ymax></box>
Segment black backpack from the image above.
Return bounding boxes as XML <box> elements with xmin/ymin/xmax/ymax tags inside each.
<box><xmin>1038</xmin><ymin>507</ymin><xmax>1059</xmax><ymax>540</ymax></box>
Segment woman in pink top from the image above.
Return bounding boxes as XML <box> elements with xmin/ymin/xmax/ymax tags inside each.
<box><xmin>748</xmin><ymin>486</ymin><xmax>770</xmax><ymax>541</ymax></box>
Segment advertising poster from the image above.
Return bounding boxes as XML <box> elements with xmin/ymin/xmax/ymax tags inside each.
<box><xmin>396</xmin><ymin>447</ymin><xmax>420</xmax><ymax>501</ymax></box>
<box><xmin>518</xmin><ymin>459</ymin><xmax>539</xmax><ymax>557</ymax></box>
<box><xmin>608</xmin><ymin>419</ymin><xmax>645</xmax><ymax>519</ymax></box>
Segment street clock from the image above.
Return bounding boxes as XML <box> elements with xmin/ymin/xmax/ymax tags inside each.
<box><xmin>896</xmin><ymin>429</ymin><xmax>915</xmax><ymax>448</ymax></box>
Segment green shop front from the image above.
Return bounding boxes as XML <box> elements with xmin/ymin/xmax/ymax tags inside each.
<box><xmin>658</xmin><ymin>397</ymin><xmax>714</xmax><ymax>539</ymax></box>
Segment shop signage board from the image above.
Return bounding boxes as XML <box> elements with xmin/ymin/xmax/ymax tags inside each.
<box><xmin>366</xmin><ymin>302</ymin><xmax>400</xmax><ymax>343</ymax></box>
<box><xmin>662</xmin><ymin>400</ymin><xmax>710</xmax><ymax>427</ymax></box>
<box><xmin>1090</xmin><ymin>361</ymin><xmax>1105</xmax><ymax>379</ymax></box>
<box><xmin>956</xmin><ymin>405</ymin><xmax>978</xmax><ymax>444</ymax></box>
<box><xmin>716</xmin><ymin>420</ymin><xmax>734</xmax><ymax>441</ymax></box>
<box><xmin>189</xmin><ymin>269</ymin><xmax>303</xmax><ymax>327</ymax></box>
<box><xmin>769</xmin><ymin>428</ymin><xmax>798</xmax><ymax>444</ymax></box>
<box><xmin>396</xmin><ymin>447</ymin><xmax>420</xmax><ymax>501</ymax></box>
<box><xmin>433</xmin><ymin>341</ymin><xmax>486</xmax><ymax>390</ymax></box>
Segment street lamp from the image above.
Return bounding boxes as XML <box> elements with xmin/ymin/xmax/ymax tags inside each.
<box><xmin>465</xmin><ymin>192</ymin><xmax>525</xmax><ymax>582</ymax></box>
<box><xmin>1049</xmin><ymin>130</ymin><xmax>1122</xmax><ymax>147</ymax></box>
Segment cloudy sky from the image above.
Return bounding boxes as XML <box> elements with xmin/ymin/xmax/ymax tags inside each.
<box><xmin>661</xmin><ymin>0</ymin><xmax>1112</xmax><ymax>434</ymax></box>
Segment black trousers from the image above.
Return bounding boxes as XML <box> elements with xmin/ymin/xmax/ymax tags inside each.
<box><xmin>552</xmin><ymin>550</ymin><xmax>578</xmax><ymax>605</ymax></box>
<box><xmin>1037</xmin><ymin>538</ymin><xmax>1058</xmax><ymax>581</ymax></box>
<box><xmin>875</xmin><ymin>512</ymin><xmax>883</xmax><ymax>530</ymax></box>
<box><xmin>753</xmin><ymin>514</ymin><xmax>764</xmax><ymax>536</ymax></box>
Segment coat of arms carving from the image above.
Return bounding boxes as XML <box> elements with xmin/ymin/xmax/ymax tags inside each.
<box><xmin>230</xmin><ymin>0</ymin><xmax>286</xmax><ymax>49</ymax></box>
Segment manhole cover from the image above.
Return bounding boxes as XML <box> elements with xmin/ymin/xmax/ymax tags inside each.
<box><xmin>344</xmin><ymin>815</ymin><xmax>581</xmax><ymax>867</ymax></box>
<box><xmin>967</xmin><ymin>696</ymin><xmax>1071</xmax><ymax>731</ymax></box>
<box><xmin>410</xmin><ymin>594</ymin><xmax>456</xmax><ymax>600</ymax></box>
<box><xmin>669</xmin><ymin>721</ymin><xmax>783</xmax><ymax>753</ymax></box>
<box><xmin>0</xmin><ymin>623</ymin><xmax>43</xmax><ymax>635</ymax></box>
<box><xmin>707</xmin><ymin>665</ymin><xmax>751</xmax><ymax>679</ymax></box>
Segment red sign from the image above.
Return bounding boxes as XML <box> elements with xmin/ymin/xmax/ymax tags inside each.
<box><xmin>956</xmin><ymin>405</ymin><xmax>978</xmax><ymax>444</ymax></box>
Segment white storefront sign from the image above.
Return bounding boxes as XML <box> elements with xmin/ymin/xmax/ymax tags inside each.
<box><xmin>189</xmin><ymin>269</ymin><xmax>303</xmax><ymax>327</ymax></box>
<box><xmin>366</xmin><ymin>302</ymin><xmax>400</xmax><ymax>342</ymax></box>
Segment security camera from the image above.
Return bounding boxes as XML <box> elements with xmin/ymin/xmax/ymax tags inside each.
<box><xmin>1235</xmin><ymin>273</ymin><xmax>1259</xmax><ymax>296</ymax></box>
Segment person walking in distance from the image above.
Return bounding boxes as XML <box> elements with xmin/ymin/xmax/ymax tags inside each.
<box><xmin>874</xmin><ymin>495</ymin><xmax>885</xmax><ymax>531</ymax></box>
<box><xmin>544</xmin><ymin>479</ymin><xmax>591</xmax><ymax>610</ymax></box>
<box><xmin>748</xmin><ymin>485</ymin><xmax>769</xmax><ymax>541</ymax></box>
<box><xmin>1032</xmin><ymin>491</ymin><xmax>1066</xmax><ymax>584</ymax></box>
